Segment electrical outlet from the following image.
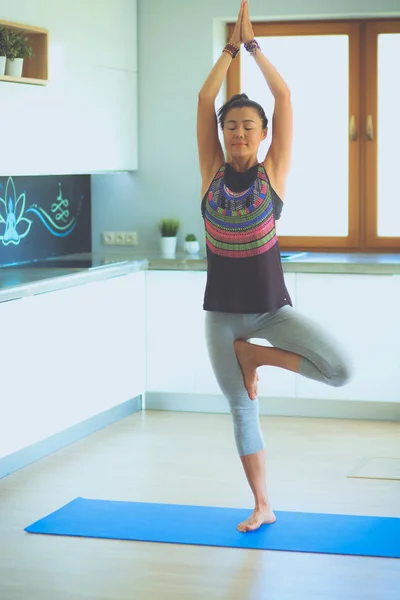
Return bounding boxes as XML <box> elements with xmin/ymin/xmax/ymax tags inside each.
<box><xmin>114</xmin><ymin>232</ymin><xmax>125</xmax><ymax>246</ymax></box>
<box><xmin>125</xmin><ymin>231</ymin><xmax>138</xmax><ymax>246</ymax></box>
<box><xmin>102</xmin><ymin>231</ymin><xmax>115</xmax><ymax>245</ymax></box>
<box><xmin>101</xmin><ymin>231</ymin><xmax>138</xmax><ymax>246</ymax></box>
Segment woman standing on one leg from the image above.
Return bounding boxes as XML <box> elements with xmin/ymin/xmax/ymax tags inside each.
<box><xmin>197</xmin><ymin>0</ymin><xmax>353</xmax><ymax>533</ymax></box>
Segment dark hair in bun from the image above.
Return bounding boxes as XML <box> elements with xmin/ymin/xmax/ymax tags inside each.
<box><xmin>217</xmin><ymin>93</ymin><xmax>268</xmax><ymax>129</ymax></box>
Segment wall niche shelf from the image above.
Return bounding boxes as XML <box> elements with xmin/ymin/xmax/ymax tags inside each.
<box><xmin>0</xmin><ymin>20</ymin><xmax>48</xmax><ymax>85</ymax></box>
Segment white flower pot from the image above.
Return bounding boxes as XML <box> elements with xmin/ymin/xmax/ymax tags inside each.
<box><xmin>0</xmin><ymin>56</ymin><xmax>6</xmax><ymax>76</ymax></box>
<box><xmin>6</xmin><ymin>57</ymin><xmax>24</xmax><ymax>78</ymax></box>
<box><xmin>184</xmin><ymin>240</ymin><xmax>200</xmax><ymax>255</ymax></box>
<box><xmin>160</xmin><ymin>236</ymin><xmax>177</xmax><ymax>257</ymax></box>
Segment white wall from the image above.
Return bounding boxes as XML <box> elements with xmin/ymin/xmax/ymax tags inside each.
<box><xmin>91</xmin><ymin>0</ymin><xmax>400</xmax><ymax>253</ymax></box>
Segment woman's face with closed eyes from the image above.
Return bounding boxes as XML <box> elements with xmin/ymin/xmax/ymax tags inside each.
<box><xmin>223</xmin><ymin>107</ymin><xmax>267</xmax><ymax>158</ymax></box>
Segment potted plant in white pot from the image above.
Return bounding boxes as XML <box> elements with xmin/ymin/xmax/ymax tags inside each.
<box><xmin>184</xmin><ymin>233</ymin><xmax>200</xmax><ymax>255</ymax></box>
<box><xmin>158</xmin><ymin>219</ymin><xmax>180</xmax><ymax>257</ymax></box>
<box><xmin>0</xmin><ymin>28</ymin><xmax>7</xmax><ymax>76</ymax></box>
<box><xmin>5</xmin><ymin>30</ymin><xmax>33</xmax><ymax>78</ymax></box>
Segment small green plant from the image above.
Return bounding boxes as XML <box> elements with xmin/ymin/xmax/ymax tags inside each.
<box><xmin>5</xmin><ymin>30</ymin><xmax>34</xmax><ymax>60</ymax></box>
<box><xmin>185</xmin><ymin>233</ymin><xmax>197</xmax><ymax>242</ymax></box>
<box><xmin>158</xmin><ymin>219</ymin><xmax>180</xmax><ymax>237</ymax></box>
<box><xmin>0</xmin><ymin>27</ymin><xmax>7</xmax><ymax>56</ymax></box>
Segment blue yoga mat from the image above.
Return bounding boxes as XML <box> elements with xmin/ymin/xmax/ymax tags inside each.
<box><xmin>25</xmin><ymin>497</ymin><xmax>400</xmax><ymax>558</ymax></box>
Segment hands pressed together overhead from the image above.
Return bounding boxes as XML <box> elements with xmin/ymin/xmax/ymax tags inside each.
<box><xmin>230</xmin><ymin>0</ymin><xmax>255</xmax><ymax>47</ymax></box>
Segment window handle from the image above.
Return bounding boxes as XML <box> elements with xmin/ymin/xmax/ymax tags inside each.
<box><xmin>366</xmin><ymin>115</ymin><xmax>374</xmax><ymax>141</ymax></box>
<box><xmin>349</xmin><ymin>115</ymin><xmax>357</xmax><ymax>141</ymax></box>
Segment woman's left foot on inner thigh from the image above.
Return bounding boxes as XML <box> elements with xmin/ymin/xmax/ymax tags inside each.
<box><xmin>237</xmin><ymin>504</ymin><xmax>277</xmax><ymax>533</ymax></box>
<box><xmin>234</xmin><ymin>339</ymin><xmax>258</xmax><ymax>400</ymax></box>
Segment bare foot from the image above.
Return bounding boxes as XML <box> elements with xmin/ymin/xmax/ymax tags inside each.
<box><xmin>237</xmin><ymin>505</ymin><xmax>277</xmax><ymax>533</ymax></box>
<box><xmin>234</xmin><ymin>339</ymin><xmax>258</xmax><ymax>400</ymax></box>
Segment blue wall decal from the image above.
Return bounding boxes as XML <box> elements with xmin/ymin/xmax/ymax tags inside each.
<box><xmin>0</xmin><ymin>175</ymin><xmax>91</xmax><ymax>266</ymax></box>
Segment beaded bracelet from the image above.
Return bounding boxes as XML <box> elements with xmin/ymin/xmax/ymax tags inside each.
<box><xmin>244</xmin><ymin>39</ymin><xmax>260</xmax><ymax>56</ymax></box>
<box><xmin>223</xmin><ymin>43</ymin><xmax>240</xmax><ymax>59</ymax></box>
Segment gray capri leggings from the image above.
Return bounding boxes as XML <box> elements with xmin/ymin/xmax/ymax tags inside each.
<box><xmin>205</xmin><ymin>305</ymin><xmax>354</xmax><ymax>457</ymax></box>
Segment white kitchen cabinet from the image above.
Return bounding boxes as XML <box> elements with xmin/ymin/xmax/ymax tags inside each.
<box><xmin>0</xmin><ymin>0</ymin><xmax>138</xmax><ymax>174</ymax></box>
<box><xmin>145</xmin><ymin>271</ymin><xmax>202</xmax><ymax>393</ymax></box>
<box><xmin>145</xmin><ymin>270</ymin><xmax>238</xmax><ymax>395</ymax></box>
<box><xmin>295</xmin><ymin>273</ymin><xmax>400</xmax><ymax>402</ymax></box>
<box><xmin>146</xmin><ymin>270</ymin><xmax>231</xmax><ymax>395</ymax></box>
<box><xmin>41</xmin><ymin>68</ymin><xmax>138</xmax><ymax>174</ymax></box>
<box><xmin>46</xmin><ymin>0</ymin><xmax>138</xmax><ymax>73</ymax></box>
<box><xmin>0</xmin><ymin>271</ymin><xmax>145</xmax><ymax>459</ymax></box>
<box><xmin>190</xmin><ymin>272</ymin><xmax>221</xmax><ymax>395</ymax></box>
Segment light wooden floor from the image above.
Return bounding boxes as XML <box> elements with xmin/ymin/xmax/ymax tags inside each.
<box><xmin>0</xmin><ymin>411</ymin><xmax>399</xmax><ymax>600</ymax></box>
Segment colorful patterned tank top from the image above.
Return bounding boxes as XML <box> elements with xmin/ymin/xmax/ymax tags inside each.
<box><xmin>201</xmin><ymin>162</ymin><xmax>292</xmax><ymax>313</ymax></box>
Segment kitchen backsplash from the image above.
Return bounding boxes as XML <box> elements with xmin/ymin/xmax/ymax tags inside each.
<box><xmin>0</xmin><ymin>175</ymin><xmax>91</xmax><ymax>266</ymax></box>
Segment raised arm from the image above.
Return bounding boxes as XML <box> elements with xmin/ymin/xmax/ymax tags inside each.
<box><xmin>242</xmin><ymin>1</ymin><xmax>293</xmax><ymax>198</ymax></box>
<box><xmin>197</xmin><ymin>1</ymin><xmax>244</xmax><ymax>196</ymax></box>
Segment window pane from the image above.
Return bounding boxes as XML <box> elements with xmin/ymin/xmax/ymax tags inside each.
<box><xmin>377</xmin><ymin>34</ymin><xmax>400</xmax><ymax>237</ymax></box>
<box><xmin>241</xmin><ymin>35</ymin><xmax>349</xmax><ymax>237</ymax></box>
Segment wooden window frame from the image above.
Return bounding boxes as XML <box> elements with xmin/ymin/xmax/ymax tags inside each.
<box><xmin>365</xmin><ymin>20</ymin><xmax>400</xmax><ymax>250</ymax></box>
<box><xmin>226</xmin><ymin>19</ymin><xmax>399</xmax><ymax>253</ymax></box>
